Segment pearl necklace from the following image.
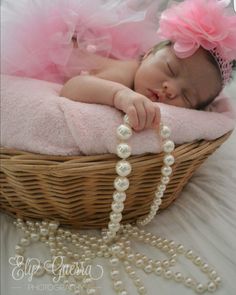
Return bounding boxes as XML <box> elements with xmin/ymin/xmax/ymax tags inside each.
<box><xmin>12</xmin><ymin>115</ymin><xmax>221</xmax><ymax>294</ymax></box>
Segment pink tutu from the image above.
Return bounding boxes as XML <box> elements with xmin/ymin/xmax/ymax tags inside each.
<box><xmin>1</xmin><ymin>0</ymin><xmax>162</xmax><ymax>84</ymax></box>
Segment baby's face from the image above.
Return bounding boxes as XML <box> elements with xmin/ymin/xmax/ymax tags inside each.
<box><xmin>134</xmin><ymin>45</ymin><xmax>222</xmax><ymax>109</ymax></box>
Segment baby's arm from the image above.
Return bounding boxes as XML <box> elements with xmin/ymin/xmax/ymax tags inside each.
<box><xmin>60</xmin><ymin>75</ymin><xmax>125</xmax><ymax>108</ymax></box>
<box><xmin>60</xmin><ymin>75</ymin><xmax>160</xmax><ymax>131</ymax></box>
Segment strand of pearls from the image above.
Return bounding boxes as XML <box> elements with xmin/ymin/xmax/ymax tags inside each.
<box><xmin>105</xmin><ymin>114</ymin><xmax>174</xmax><ymax>242</ymax></box>
<box><xmin>12</xmin><ymin>115</ymin><xmax>222</xmax><ymax>294</ymax></box>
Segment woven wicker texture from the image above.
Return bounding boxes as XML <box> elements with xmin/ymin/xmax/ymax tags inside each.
<box><xmin>0</xmin><ymin>132</ymin><xmax>230</xmax><ymax>229</ymax></box>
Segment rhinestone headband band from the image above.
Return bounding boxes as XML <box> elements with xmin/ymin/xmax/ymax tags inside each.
<box><xmin>210</xmin><ymin>48</ymin><xmax>233</xmax><ymax>87</ymax></box>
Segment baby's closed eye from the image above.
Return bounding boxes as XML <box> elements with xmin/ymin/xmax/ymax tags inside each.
<box><xmin>166</xmin><ymin>62</ymin><xmax>176</xmax><ymax>77</ymax></box>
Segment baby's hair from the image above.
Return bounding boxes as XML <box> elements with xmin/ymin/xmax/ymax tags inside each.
<box><xmin>142</xmin><ymin>40</ymin><xmax>236</xmax><ymax>110</ymax></box>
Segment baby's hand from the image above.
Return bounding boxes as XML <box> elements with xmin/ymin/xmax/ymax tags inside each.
<box><xmin>114</xmin><ymin>88</ymin><xmax>160</xmax><ymax>131</ymax></box>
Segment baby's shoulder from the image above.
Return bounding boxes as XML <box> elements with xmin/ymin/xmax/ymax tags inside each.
<box><xmin>94</xmin><ymin>59</ymin><xmax>138</xmax><ymax>88</ymax></box>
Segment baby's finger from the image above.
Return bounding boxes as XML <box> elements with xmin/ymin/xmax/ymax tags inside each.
<box><xmin>152</xmin><ymin>107</ymin><xmax>161</xmax><ymax>128</ymax></box>
<box><xmin>134</xmin><ymin>101</ymin><xmax>146</xmax><ymax>131</ymax></box>
<box><xmin>127</xmin><ymin>106</ymin><xmax>139</xmax><ymax>130</ymax></box>
<box><xmin>143</xmin><ymin>101</ymin><xmax>155</xmax><ymax>128</ymax></box>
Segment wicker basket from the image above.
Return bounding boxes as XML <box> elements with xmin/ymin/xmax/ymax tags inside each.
<box><xmin>0</xmin><ymin>132</ymin><xmax>231</xmax><ymax>229</ymax></box>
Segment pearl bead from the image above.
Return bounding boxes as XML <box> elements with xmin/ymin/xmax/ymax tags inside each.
<box><xmin>161</xmin><ymin>176</ymin><xmax>170</xmax><ymax>185</ymax></box>
<box><xmin>176</xmin><ymin>244</ymin><xmax>185</xmax><ymax>253</ymax></box>
<box><xmin>174</xmin><ymin>272</ymin><xmax>183</xmax><ymax>282</ymax></box>
<box><xmin>116</xmin><ymin>160</ymin><xmax>132</xmax><ymax>177</ymax></box>
<box><xmin>64</xmin><ymin>230</ymin><xmax>71</xmax><ymax>237</ymax></box>
<box><xmin>20</xmin><ymin>237</ymin><xmax>30</xmax><ymax>246</ymax></box>
<box><xmin>48</xmin><ymin>221</ymin><xmax>59</xmax><ymax>231</ymax></box>
<box><xmin>73</xmin><ymin>253</ymin><xmax>79</xmax><ymax>260</ymax></box>
<box><xmin>201</xmin><ymin>263</ymin><xmax>209</xmax><ymax>272</ymax></box>
<box><xmin>40</xmin><ymin>228</ymin><xmax>49</xmax><ymax>236</ymax></box>
<box><xmin>57</xmin><ymin>229</ymin><xmax>64</xmax><ymax>234</ymax></box>
<box><xmin>195</xmin><ymin>283</ymin><xmax>206</xmax><ymax>293</ymax></box>
<box><xmin>163</xmin><ymin>140</ymin><xmax>175</xmax><ymax>153</ymax></box>
<box><xmin>123</xmin><ymin>114</ymin><xmax>131</xmax><ymax>125</ymax></box>
<box><xmin>160</xmin><ymin>125</ymin><xmax>171</xmax><ymax>138</ymax></box>
<box><xmin>144</xmin><ymin>264</ymin><xmax>153</xmax><ymax>273</ymax></box>
<box><xmin>129</xmin><ymin>271</ymin><xmax>136</xmax><ymax>278</ymax></box>
<box><xmin>111</xmin><ymin>269</ymin><xmax>120</xmax><ymax>280</ymax></box>
<box><xmin>116</xmin><ymin>143</ymin><xmax>131</xmax><ymax>159</ymax></box>
<box><xmin>168</xmin><ymin>240</ymin><xmax>175</xmax><ymax>248</ymax></box>
<box><xmin>116</xmin><ymin>124</ymin><xmax>132</xmax><ymax>140</ymax></box>
<box><xmin>214</xmin><ymin>276</ymin><xmax>222</xmax><ymax>285</ymax></box>
<box><xmin>150</xmin><ymin>240</ymin><xmax>157</xmax><ymax>246</ymax></box>
<box><xmin>114</xmin><ymin>177</ymin><xmax>129</xmax><ymax>192</ymax></box>
<box><xmin>161</xmin><ymin>166</ymin><xmax>172</xmax><ymax>177</ymax></box>
<box><xmin>111</xmin><ymin>244</ymin><xmax>121</xmax><ymax>254</ymax></box>
<box><xmin>153</xmin><ymin>198</ymin><xmax>162</xmax><ymax>206</ymax></box>
<box><xmin>26</xmin><ymin>220</ymin><xmax>34</xmax><ymax>226</ymax></box>
<box><xmin>163</xmin><ymin>245</ymin><xmax>169</xmax><ymax>252</ymax></box>
<box><xmin>108</xmin><ymin>222</ymin><xmax>120</xmax><ymax>232</ymax></box>
<box><xmin>135</xmin><ymin>259</ymin><xmax>144</xmax><ymax>268</ymax></box>
<box><xmin>110</xmin><ymin>212</ymin><xmax>122</xmax><ymax>223</ymax></box>
<box><xmin>127</xmin><ymin>253</ymin><xmax>135</xmax><ymax>261</ymax></box>
<box><xmin>185</xmin><ymin>249</ymin><xmax>194</xmax><ymax>259</ymax></box>
<box><xmin>113</xmin><ymin>191</ymin><xmax>126</xmax><ymax>202</ymax></box>
<box><xmin>125</xmin><ymin>265</ymin><xmax>133</xmax><ymax>273</ymax></box>
<box><xmin>137</xmin><ymin>285</ymin><xmax>147</xmax><ymax>294</ymax></box>
<box><xmin>134</xmin><ymin>278</ymin><xmax>142</xmax><ymax>286</ymax></box>
<box><xmin>169</xmin><ymin>258</ymin><xmax>176</xmax><ymax>266</ymax></box>
<box><xmin>207</xmin><ymin>282</ymin><xmax>216</xmax><ymax>292</ymax></box>
<box><xmin>209</xmin><ymin>270</ymin><xmax>217</xmax><ymax>279</ymax></box>
<box><xmin>163</xmin><ymin>154</ymin><xmax>175</xmax><ymax>166</ymax></box>
<box><xmin>162</xmin><ymin>260</ymin><xmax>170</xmax><ymax>268</ymax></box>
<box><xmin>111</xmin><ymin>201</ymin><xmax>124</xmax><ymax>213</ymax></box>
<box><xmin>194</xmin><ymin>256</ymin><xmax>202</xmax><ymax>266</ymax></box>
<box><xmin>15</xmin><ymin>245</ymin><xmax>25</xmax><ymax>254</ymax></box>
<box><xmin>154</xmin><ymin>267</ymin><xmax>163</xmax><ymax>275</ymax></box>
<box><xmin>151</xmin><ymin>204</ymin><xmax>159</xmax><ymax>211</ymax></box>
<box><xmin>158</xmin><ymin>184</ymin><xmax>166</xmax><ymax>192</ymax></box>
<box><xmin>155</xmin><ymin>191</ymin><xmax>163</xmax><ymax>199</ymax></box>
<box><xmin>163</xmin><ymin>270</ymin><xmax>172</xmax><ymax>279</ymax></box>
<box><xmin>184</xmin><ymin>277</ymin><xmax>193</xmax><ymax>287</ymax></box>
<box><xmin>113</xmin><ymin>280</ymin><xmax>123</xmax><ymax>291</ymax></box>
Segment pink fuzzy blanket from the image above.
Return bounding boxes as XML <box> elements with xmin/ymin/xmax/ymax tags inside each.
<box><xmin>1</xmin><ymin>75</ymin><xmax>235</xmax><ymax>155</ymax></box>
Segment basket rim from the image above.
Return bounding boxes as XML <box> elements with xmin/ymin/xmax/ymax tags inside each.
<box><xmin>0</xmin><ymin>132</ymin><xmax>232</xmax><ymax>170</ymax></box>
<box><xmin>0</xmin><ymin>130</ymin><xmax>230</xmax><ymax>164</ymax></box>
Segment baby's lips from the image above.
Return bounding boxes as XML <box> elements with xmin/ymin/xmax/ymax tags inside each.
<box><xmin>147</xmin><ymin>89</ymin><xmax>159</xmax><ymax>101</ymax></box>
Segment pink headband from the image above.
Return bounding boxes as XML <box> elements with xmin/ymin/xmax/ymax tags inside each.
<box><xmin>157</xmin><ymin>0</ymin><xmax>236</xmax><ymax>86</ymax></box>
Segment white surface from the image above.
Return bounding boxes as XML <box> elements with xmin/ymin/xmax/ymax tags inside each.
<box><xmin>1</xmin><ymin>114</ymin><xmax>236</xmax><ymax>295</ymax></box>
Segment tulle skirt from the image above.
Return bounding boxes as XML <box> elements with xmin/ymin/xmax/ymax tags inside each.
<box><xmin>1</xmin><ymin>0</ymin><xmax>162</xmax><ymax>84</ymax></box>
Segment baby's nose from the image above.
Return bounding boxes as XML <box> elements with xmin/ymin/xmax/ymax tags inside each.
<box><xmin>162</xmin><ymin>82</ymin><xmax>178</xmax><ymax>100</ymax></box>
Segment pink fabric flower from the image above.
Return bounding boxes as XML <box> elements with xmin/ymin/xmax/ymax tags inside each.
<box><xmin>157</xmin><ymin>0</ymin><xmax>236</xmax><ymax>61</ymax></box>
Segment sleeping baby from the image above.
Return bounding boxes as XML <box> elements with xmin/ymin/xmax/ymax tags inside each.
<box><xmin>60</xmin><ymin>0</ymin><xmax>236</xmax><ymax>131</ymax></box>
